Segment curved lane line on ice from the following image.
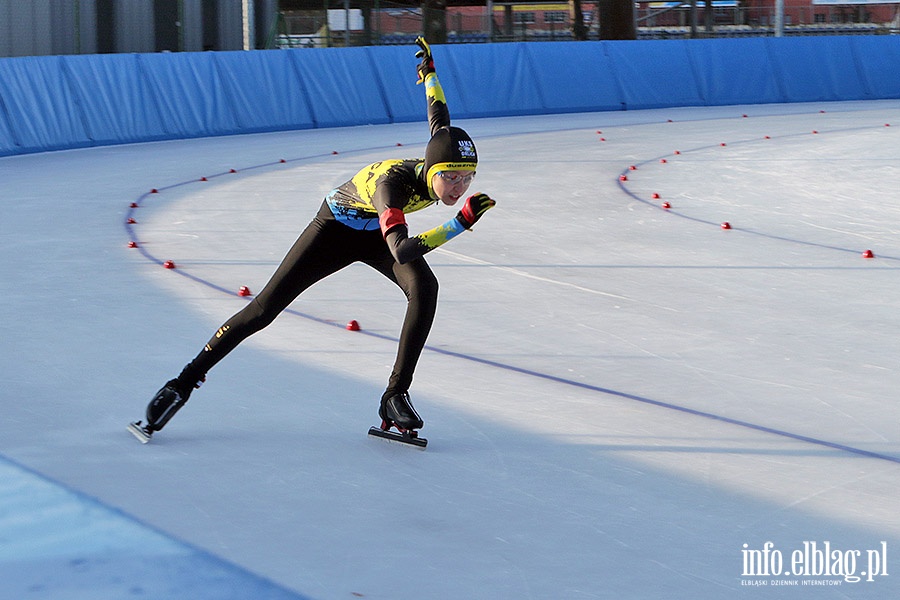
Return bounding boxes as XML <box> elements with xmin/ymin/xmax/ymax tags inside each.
<box><xmin>615</xmin><ymin>122</ymin><xmax>900</xmax><ymax>262</ymax></box>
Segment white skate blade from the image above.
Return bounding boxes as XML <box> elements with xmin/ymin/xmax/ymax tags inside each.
<box><xmin>368</xmin><ymin>426</ymin><xmax>427</xmax><ymax>449</ymax></box>
<box><xmin>127</xmin><ymin>421</ymin><xmax>152</xmax><ymax>444</ymax></box>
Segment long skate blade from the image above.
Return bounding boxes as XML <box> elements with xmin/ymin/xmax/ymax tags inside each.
<box><xmin>127</xmin><ymin>421</ymin><xmax>152</xmax><ymax>444</ymax></box>
<box><xmin>367</xmin><ymin>426</ymin><xmax>427</xmax><ymax>449</ymax></box>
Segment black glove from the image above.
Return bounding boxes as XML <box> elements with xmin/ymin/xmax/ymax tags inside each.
<box><xmin>456</xmin><ymin>193</ymin><xmax>496</xmax><ymax>230</ymax></box>
<box><xmin>415</xmin><ymin>36</ymin><xmax>434</xmax><ymax>85</ymax></box>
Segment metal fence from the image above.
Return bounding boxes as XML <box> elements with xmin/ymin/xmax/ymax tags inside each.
<box><xmin>273</xmin><ymin>2</ymin><xmax>900</xmax><ymax>48</ymax></box>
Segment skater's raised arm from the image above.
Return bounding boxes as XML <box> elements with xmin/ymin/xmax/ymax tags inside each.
<box><xmin>365</xmin><ymin>39</ymin><xmax>494</xmax><ymax>265</ymax></box>
<box><xmin>415</xmin><ymin>37</ymin><xmax>450</xmax><ymax>137</ymax></box>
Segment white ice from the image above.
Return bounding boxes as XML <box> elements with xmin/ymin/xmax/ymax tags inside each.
<box><xmin>1</xmin><ymin>100</ymin><xmax>899</xmax><ymax>599</ymax></box>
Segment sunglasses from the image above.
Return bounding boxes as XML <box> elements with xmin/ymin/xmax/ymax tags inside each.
<box><xmin>436</xmin><ymin>171</ymin><xmax>475</xmax><ymax>186</ymax></box>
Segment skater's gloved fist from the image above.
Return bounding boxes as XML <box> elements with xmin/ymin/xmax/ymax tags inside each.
<box><xmin>456</xmin><ymin>193</ymin><xmax>496</xmax><ymax>230</ymax></box>
<box><xmin>415</xmin><ymin>36</ymin><xmax>434</xmax><ymax>84</ymax></box>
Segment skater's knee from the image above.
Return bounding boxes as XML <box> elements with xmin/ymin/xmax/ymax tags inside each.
<box><xmin>239</xmin><ymin>297</ymin><xmax>281</xmax><ymax>332</ymax></box>
<box><xmin>404</xmin><ymin>269</ymin><xmax>438</xmax><ymax>304</ymax></box>
<box><xmin>420</xmin><ymin>272</ymin><xmax>439</xmax><ymax>302</ymax></box>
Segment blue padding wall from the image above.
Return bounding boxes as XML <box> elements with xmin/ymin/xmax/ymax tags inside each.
<box><xmin>1</xmin><ymin>36</ymin><xmax>898</xmax><ymax>157</ymax></box>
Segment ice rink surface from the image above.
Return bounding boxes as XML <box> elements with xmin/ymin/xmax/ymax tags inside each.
<box><xmin>2</xmin><ymin>100</ymin><xmax>899</xmax><ymax>599</ymax></box>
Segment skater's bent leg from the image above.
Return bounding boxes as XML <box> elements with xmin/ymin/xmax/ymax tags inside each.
<box><xmin>142</xmin><ymin>206</ymin><xmax>359</xmax><ymax>435</ymax></box>
<box><xmin>378</xmin><ymin>258</ymin><xmax>439</xmax><ymax>399</ymax></box>
<box><xmin>171</xmin><ymin>210</ymin><xmax>355</xmax><ymax>397</ymax></box>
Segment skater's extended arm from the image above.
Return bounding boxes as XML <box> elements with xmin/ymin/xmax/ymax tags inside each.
<box><xmin>381</xmin><ymin>193</ymin><xmax>496</xmax><ymax>264</ymax></box>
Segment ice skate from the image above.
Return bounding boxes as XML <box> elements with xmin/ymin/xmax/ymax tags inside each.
<box><xmin>128</xmin><ymin>376</ymin><xmax>201</xmax><ymax>443</ymax></box>
<box><xmin>127</xmin><ymin>420</ymin><xmax>154</xmax><ymax>444</ymax></box>
<box><xmin>368</xmin><ymin>392</ymin><xmax>427</xmax><ymax>448</ymax></box>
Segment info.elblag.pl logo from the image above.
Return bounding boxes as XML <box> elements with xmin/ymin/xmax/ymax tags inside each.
<box><xmin>741</xmin><ymin>541</ymin><xmax>889</xmax><ymax>586</ymax></box>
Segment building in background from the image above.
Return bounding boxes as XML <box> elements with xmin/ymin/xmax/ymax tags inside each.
<box><xmin>0</xmin><ymin>0</ymin><xmax>278</xmax><ymax>57</ymax></box>
<box><xmin>276</xmin><ymin>0</ymin><xmax>899</xmax><ymax>46</ymax></box>
<box><xmin>2</xmin><ymin>0</ymin><xmax>898</xmax><ymax>57</ymax></box>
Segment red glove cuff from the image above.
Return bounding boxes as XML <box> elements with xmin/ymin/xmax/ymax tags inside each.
<box><xmin>379</xmin><ymin>207</ymin><xmax>407</xmax><ymax>238</ymax></box>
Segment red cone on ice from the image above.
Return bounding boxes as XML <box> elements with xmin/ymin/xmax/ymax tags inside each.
<box><xmin>346</xmin><ymin>320</ymin><xmax>360</xmax><ymax>331</ymax></box>
<box><xmin>163</xmin><ymin>260</ymin><xmax>176</xmax><ymax>269</ymax></box>
<box><xmin>238</xmin><ymin>286</ymin><xmax>253</xmax><ymax>297</ymax></box>
<box><xmin>862</xmin><ymin>249</ymin><xmax>875</xmax><ymax>259</ymax></box>
<box><xmin>721</xmin><ymin>222</ymin><xmax>732</xmax><ymax>230</ymax></box>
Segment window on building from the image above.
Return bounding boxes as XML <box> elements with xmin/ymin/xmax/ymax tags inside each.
<box><xmin>544</xmin><ymin>11</ymin><xmax>567</xmax><ymax>24</ymax></box>
<box><xmin>514</xmin><ymin>12</ymin><xmax>536</xmax><ymax>24</ymax></box>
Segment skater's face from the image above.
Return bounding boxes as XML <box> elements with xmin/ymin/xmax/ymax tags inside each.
<box><xmin>432</xmin><ymin>170</ymin><xmax>475</xmax><ymax>206</ymax></box>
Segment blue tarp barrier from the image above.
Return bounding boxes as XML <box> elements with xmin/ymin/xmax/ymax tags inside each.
<box><xmin>0</xmin><ymin>90</ymin><xmax>17</xmax><ymax>155</ymax></box>
<box><xmin>0</xmin><ymin>56</ymin><xmax>91</xmax><ymax>153</ymax></box>
<box><xmin>1</xmin><ymin>36</ymin><xmax>899</xmax><ymax>157</ymax></box>
<box><xmin>214</xmin><ymin>50</ymin><xmax>316</xmax><ymax>132</ymax></box>
<box><xmin>687</xmin><ymin>38</ymin><xmax>782</xmax><ymax>106</ymax></box>
<box><xmin>62</xmin><ymin>53</ymin><xmax>169</xmax><ymax>145</ymax></box>
<box><xmin>287</xmin><ymin>47</ymin><xmax>391</xmax><ymax>128</ymax></box>
<box><xmin>364</xmin><ymin>45</ymin><xmax>423</xmax><ymax>124</ymax></box>
<box><xmin>440</xmin><ymin>42</ymin><xmax>545</xmax><ymax>118</ymax></box>
<box><xmin>851</xmin><ymin>36</ymin><xmax>900</xmax><ymax>99</ymax></box>
<box><xmin>766</xmin><ymin>36</ymin><xmax>869</xmax><ymax>102</ymax></box>
<box><xmin>605</xmin><ymin>40</ymin><xmax>706</xmax><ymax>110</ymax></box>
<box><xmin>137</xmin><ymin>52</ymin><xmax>241</xmax><ymax>138</ymax></box>
<box><xmin>526</xmin><ymin>42</ymin><xmax>624</xmax><ymax>113</ymax></box>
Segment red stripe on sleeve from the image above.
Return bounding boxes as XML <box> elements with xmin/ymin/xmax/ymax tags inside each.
<box><xmin>379</xmin><ymin>207</ymin><xmax>407</xmax><ymax>238</ymax></box>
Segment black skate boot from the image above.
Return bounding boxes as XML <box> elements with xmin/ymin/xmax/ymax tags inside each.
<box><xmin>379</xmin><ymin>391</ymin><xmax>424</xmax><ymax>431</ymax></box>
<box><xmin>368</xmin><ymin>392</ymin><xmax>427</xmax><ymax>448</ymax></box>
<box><xmin>128</xmin><ymin>374</ymin><xmax>204</xmax><ymax>443</ymax></box>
